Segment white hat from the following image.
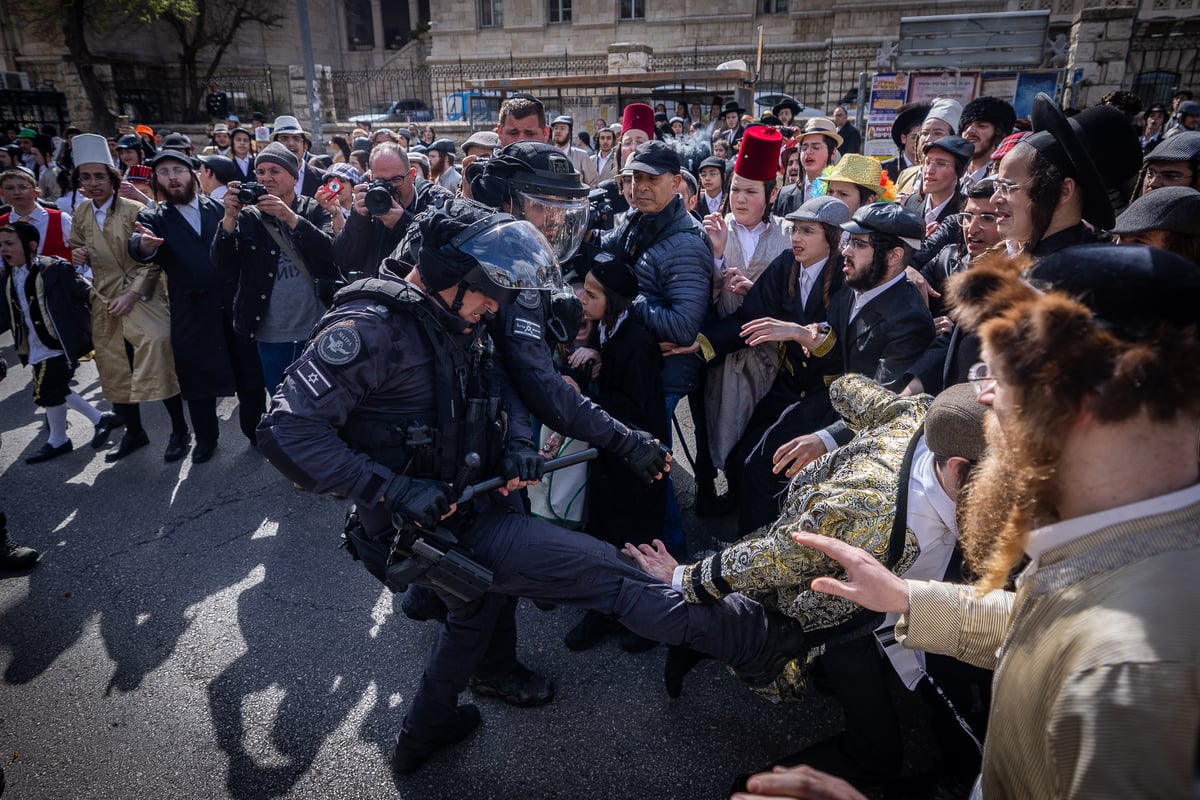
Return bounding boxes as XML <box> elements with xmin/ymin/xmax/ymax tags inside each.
<box><xmin>72</xmin><ymin>133</ymin><xmax>114</xmax><ymax>168</ymax></box>
<box><xmin>271</xmin><ymin>115</ymin><xmax>308</xmax><ymax>138</ymax></box>
<box><xmin>927</xmin><ymin>98</ymin><xmax>964</xmax><ymax>134</ymax></box>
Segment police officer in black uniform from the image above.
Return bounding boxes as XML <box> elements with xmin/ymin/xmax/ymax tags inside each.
<box><xmin>257</xmin><ymin>202</ymin><xmax>808</xmax><ymax>776</ymax></box>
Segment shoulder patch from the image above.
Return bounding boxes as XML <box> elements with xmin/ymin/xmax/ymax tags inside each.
<box><xmin>511</xmin><ymin>316</ymin><xmax>543</xmax><ymax>342</ymax></box>
<box><xmin>316</xmin><ymin>323</ymin><xmax>362</xmax><ymax>365</ymax></box>
<box><xmin>517</xmin><ymin>289</ymin><xmax>542</xmax><ymax>310</ymax></box>
<box><xmin>292</xmin><ymin>356</ymin><xmax>336</xmax><ymax>400</ymax></box>
<box><xmin>365</xmin><ymin>303</ymin><xmax>391</xmax><ymax>318</ymax></box>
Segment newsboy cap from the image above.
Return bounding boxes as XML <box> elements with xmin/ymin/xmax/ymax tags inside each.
<box><xmin>1110</xmin><ymin>186</ymin><xmax>1200</xmax><ymax>236</ymax></box>
<box><xmin>785</xmin><ymin>195</ymin><xmax>851</xmax><ymax>228</ymax></box>
<box><xmin>841</xmin><ymin>202</ymin><xmax>924</xmax><ymax>249</ymax></box>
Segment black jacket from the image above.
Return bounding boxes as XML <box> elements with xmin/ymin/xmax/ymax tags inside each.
<box><xmin>211</xmin><ymin>194</ymin><xmax>338</xmax><ymax>338</ymax></box>
<box><xmin>902</xmin><ymin>191</ymin><xmax>965</xmax><ymax>231</ymax></box>
<box><xmin>131</xmin><ymin>196</ymin><xmax>243</xmax><ymax>398</ymax></box>
<box><xmin>3</xmin><ymin>255</ymin><xmax>92</xmax><ymax>366</ymax></box>
<box><xmin>333</xmin><ymin>177</ymin><xmax>451</xmax><ymax>278</ymax></box>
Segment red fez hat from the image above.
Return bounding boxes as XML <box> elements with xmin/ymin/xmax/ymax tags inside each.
<box><xmin>621</xmin><ymin>103</ymin><xmax>655</xmax><ymax>140</ymax></box>
<box><xmin>734</xmin><ymin>125</ymin><xmax>783</xmax><ymax>182</ymax></box>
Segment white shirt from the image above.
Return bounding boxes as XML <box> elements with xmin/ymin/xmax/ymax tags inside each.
<box><xmin>849</xmin><ymin>270</ymin><xmax>907</xmax><ymax>323</ymax></box>
<box><xmin>209</xmin><ymin>185</ymin><xmax>228</xmax><ymax>201</ymax></box>
<box><xmin>1022</xmin><ymin>481</ymin><xmax>1200</xmax><ymax>579</ymax></box>
<box><xmin>923</xmin><ymin>193</ymin><xmax>953</xmax><ymax>228</ymax></box>
<box><xmin>703</xmin><ymin>192</ymin><xmax>723</xmax><ymax>215</ymax></box>
<box><xmin>234</xmin><ymin>154</ymin><xmax>253</xmax><ymax>176</ymax></box>
<box><xmin>91</xmin><ymin>195</ymin><xmax>116</xmax><ymax>231</ymax></box>
<box><xmin>730</xmin><ymin>219</ymin><xmax>769</xmax><ymax>265</ymax></box>
<box><xmin>960</xmin><ymin>162</ymin><xmax>988</xmax><ymax>193</ymax></box>
<box><xmin>10</xmin><ymin>262</ymin><xmax>63</xmax><ymax>365</ymax></box>
<box><xmin>175</xmin><ymin>195</ymin><xmax>202</xmax><ymax>235</ymax></box>
<box><xmin>875</xmin><ymin>439</ymin><xmax>960</xmax><ymax>688</ymax></box>
<box><xmin>797</xmin><ymin>257</ymin><xmax>828</xmax><ymax>309</ymax></box>
<box><xmin>8</xmin><ymin>203</ymin><xmax>72</xmax><ymax>255</ymax></box>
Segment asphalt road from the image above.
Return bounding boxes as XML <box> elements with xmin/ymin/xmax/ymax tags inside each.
<box><xmin>0</xmin><ymin>342</ymin><xmax>932</xmax><ymax>800</ymax></box>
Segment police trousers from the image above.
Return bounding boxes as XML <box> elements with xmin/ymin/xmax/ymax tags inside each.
<box><xmin>391</xmin><ymin>505</ymin><xmax>771</xmax><ymax>752</ymax></box>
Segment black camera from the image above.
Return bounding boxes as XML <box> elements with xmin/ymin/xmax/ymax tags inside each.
<box><xmin>462</xmin><ymin>157</ymin><xmax>489</xmax><ymax>185</ymax></box>
<box><xmin>364</xmin><ymin>179</ymin><xmax>399</xmax><ymax>217</ymax></box>
<box><xmin>237</xmin><ymin>182</ymin><xmax>269</xmax><ymax>205</ymax></box>
<box><xmin>587</xmin><ymin>187</ymin><xmax>614</xmax><ymax>231</ymax></box>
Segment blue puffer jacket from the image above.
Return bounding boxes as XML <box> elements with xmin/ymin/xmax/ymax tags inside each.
<box><xmin>602</xmin><ymin>195</ymin><xmax>712</xmax><ymax>396</ymax></box>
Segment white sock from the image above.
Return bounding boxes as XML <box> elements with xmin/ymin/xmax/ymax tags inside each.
<box><xmin>46</xmin><ymin>404</ymin><xmax>70</xmax><ymax>447</ymax></box>
<box><xmin>64</xmin><ymin>392</ymin><xmax>103</xmax><ymax>425</ymax></box>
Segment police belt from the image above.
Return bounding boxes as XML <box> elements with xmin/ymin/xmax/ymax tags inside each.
<box><xmin>383</xmin><ymin>447</ymin><xmax>599</xmax><ymax>602</ymax></box>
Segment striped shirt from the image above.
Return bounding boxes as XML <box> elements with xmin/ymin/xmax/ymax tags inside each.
<box><xmin>898</xmin><ymin>484</ymin><xmax>1200</xmax><ymax>798</ymax></box>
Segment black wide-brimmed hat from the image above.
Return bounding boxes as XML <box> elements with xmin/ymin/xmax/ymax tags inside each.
<box><xmin>891</xmin><ymin>104</ymin><xmax>930</xmax><ymax>149</ymax></box>
<box><xmin>772</xmin><ymin>96</ymin><xmax>803</xmax><ymax>117</ymax></box>
<box><xmin>722</xmin><ymin>100</ymin><xmax>746</xmax><ymax>116</ymax></box>
<box><xmin>1027</xmin><ymin>92</ymin><xmax>1141</xmax><ymax>229</ymax></box>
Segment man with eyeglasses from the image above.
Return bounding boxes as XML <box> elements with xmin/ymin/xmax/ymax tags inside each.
<box><xmin>748</xmin><ymin>203</ymin><xmax>934</xmax><ymax>474</ymax></box>
<box><xmin>895</xmin><ymin>99</ymin><xmax>962</xmax><ymax>201</ymax></box>
<box><xmin>129</xmin><ymin>148</ymin><xmax>266</xmax><ymax>459</ymax></box>
<box><xmin>902</xmin><ymin>135</ymin><xmax>972</xmax><ymax>237</ymax></box>
<box><xmin>901</xmin><ymin>180</ymin><xmax>1003</xmax><ymax>397</ymax></box>
<box><xmin>333</xmin><ymin>142</ymin><xmax>452</xmax><ymax>279</ymax></box>
<box><xmin>1134</xmin><ymin>131</ymin><xmax>1200</xmax><ymax>200</ymax></box>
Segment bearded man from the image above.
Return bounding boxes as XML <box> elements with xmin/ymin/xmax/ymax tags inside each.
<box><xmin>794</xmin><ymin>243</ymin><xmax>1200</xmax><ymax>798</ymax></box>
<box><xmin>129</xmin><ymin>147</ymin><xmax>266</xmax><ymax>459</ymax></box>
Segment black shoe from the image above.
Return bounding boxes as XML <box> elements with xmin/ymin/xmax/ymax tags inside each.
<box><xmin>618</xmin><ymin>630</ymin><xmax>658</xmax><ymax>654</ymax></box>
<box><xmin>192</xmin><ymin>439</ymin><xmax>218</xmax><ymax>464</ymax></box>
<box><xmin>695</xmin><ymin>491</ymin><xmax>736</xmax><ymax>518</ymax></box>
<box><xmin>90</xmin><ymin>411</ymin><xmax>125</xmax><ymax>449</ymax></box>
<box><xmin>390</xmin><ymin>704</ymin><xmax>481</xmax><ymax>776</ymax></box>
<box><xmin>164</xmin><ymin>431</ymin><xmax>191</xmax><ymax>463</ymax></box>
<box><xmin>664</xmin><ymin>645</ymin><xmax>712</xmax><ymax>699</ymax></box>
<box><xmin>400</xmin><ymin>585</ymin><xmax>447</xmax><ymax>623</ymax></box>
<box><xmin>105</xmin><ymin>430</ymin><xmax>150</xmax><ymax>462</ymax></box>
<box><xmin>25</xmin><ymin>440</ymin><xmax>73</xmax><ymax>464</ymax></box>
<box><xmin>564</xmin><ymin>609</ymin><xmax>618</xmax><ymax>651</ymax></box>
<box><xmin>734</xmin><ymin>612</ymin><xmax>809</xmax><ymax>688</ymax></box>
<box><xmin>1</xmin><ymin>532</ymin><xmax>39</xmax><ymax>569</ymax></box>
<box><xmin>468</xmin><ymin>663</ymin><xmax>554</xmax><ymax>708</ymax></box>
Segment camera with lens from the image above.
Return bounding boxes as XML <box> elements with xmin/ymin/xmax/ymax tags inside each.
<box><xmin>237</xmin><ymin>182</ymin><xmax>270</xmax><ymax>205</ymax></box>
<box><xmin>463</xmin><ymin>157</ymin><xmax>489</xmax><ymax>186</ymax></box>
<box><xmin>587</xmin><ymin>187</ymin><xmax>614</xmax><ymax>231</ymax></box>
<box><xmin>364</xmin><ymin>178</ymin><xmax>400</xmax><ymax>217</ymax></box>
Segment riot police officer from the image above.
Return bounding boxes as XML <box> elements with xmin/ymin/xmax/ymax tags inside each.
<box><xmin>258</xmin><ymin>202</ymin><xmax>808</xmax><ymax>775</ymax></box>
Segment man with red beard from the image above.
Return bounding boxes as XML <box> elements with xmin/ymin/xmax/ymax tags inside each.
<box><xmin>129</xmin><ymin>148</ymin><xmax>266</xmax><ymax>459</ymax></box>
<box><xmin>790</xmin><ymin>243</ymin><xmax>1200</xmax><ymax>799</ymax></box>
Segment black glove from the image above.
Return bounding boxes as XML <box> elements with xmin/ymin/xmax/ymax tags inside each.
<box><xmin>382</xmin><ymin>475</ymin><xmax>454</xmax><ymax>529</ymax></box>
<box><xmin>500</xmin><ymin>438</ymin><xmax>545</xmax><ymax>483</ymax></box>
<box><xmin>611</xmin><ymin>429</ymin><xmax>670</xmax><ymax>484</ymax></box>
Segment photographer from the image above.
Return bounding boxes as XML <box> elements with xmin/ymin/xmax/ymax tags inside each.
<box><xmin>212</xmin><ymin>142</ymin><xmax>337</xmax><ymax>391</ymax></box>
<box><xmin>332</xmin><ymin>142</ymin><xmax>450</xmax><ymax>279</ymax></box>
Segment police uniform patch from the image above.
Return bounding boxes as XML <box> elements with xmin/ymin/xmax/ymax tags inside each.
<box><xmin>512</xmin><ymin>316</ymin><xmax>543</xmax><ymax>342</ymax></box>
<box><xmin>316</xmin><ymin>324</ymin><xmax>361</xmax><ymax>365</ymax></box>
<box><xmin>517</xmin><ymin>289</ymin><xmax>541</xmax><ymax>310</ymax></box>
<box><xmin>292</xmin><ymin>356</ymin><xmax>336</xmax><ymax>400</ymax></box>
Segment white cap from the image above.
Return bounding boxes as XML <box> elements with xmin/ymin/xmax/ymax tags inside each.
<box><xmin>72</xmin><ymin>133</ymin><xmax>115</xmax><ymax>168</ymax></box>
<box><xmin>927</xmin><ymin>98</ymin><xmax>964</xmax><ymax>134</ymax></box>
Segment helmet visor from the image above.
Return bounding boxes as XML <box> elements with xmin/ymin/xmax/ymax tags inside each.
<box><xmin>513</xmin><ymin>190</ymin><xmax>589</xmax><ymax>263</ymax></box>
<box><xmin>456</xmin><ymin>218</ymin><xmax>563</xmax><ymax>302</ymax></box>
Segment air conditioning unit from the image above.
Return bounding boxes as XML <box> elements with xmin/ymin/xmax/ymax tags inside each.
<box><xmin>1</xmin><ymin>72</ymin><xmax>32</xmax><ymax>90</ymax></box>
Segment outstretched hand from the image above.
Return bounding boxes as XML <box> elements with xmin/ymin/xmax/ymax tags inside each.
<box><xmin>622</xmin><ymin>539</ymin><xmax>679</xmax><ymax>584</ymax></box>
<box><xmin>731</xmin><ymin>764</ymin><xmax>868</xmax><ymax>800</ymax></box>
<box><xmin>789</xmin><ymin>532</ymin><xmax>910</xmax><ymax>614</ymax></box>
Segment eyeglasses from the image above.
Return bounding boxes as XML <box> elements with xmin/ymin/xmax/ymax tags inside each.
<box><xmin>992</xmin><ymin>178</ymin><xmax>1027</xmax><ymax>198</ymax></box>
<box><xmin>959</xmin><ymin>211</ymin><xmax>999</xmax><ymax>227</ymax></box>
<box><xmin>967</xmin><ymin>361</ymin><xmax>996</xmax><ymax>395</ymax></box>
<box><xmin>1144</xmin><ymin>167</ymin><xmax>1194</xmax><ymax>184</ymax></box>
<box><xmin>842</xmin><ymin>237</ymin><xmax>873</xmax><ymax>251</ymax></box>
<box><xmin>924</xmin><ymin>159</ymin><xmax>956</xmax><ymax>171</ymax></box>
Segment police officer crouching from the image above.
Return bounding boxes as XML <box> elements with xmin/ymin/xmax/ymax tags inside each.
<box><xmin>258</xmin><ymin>201</ymin><xmax>812</xmax><ymax>776</ymax></box>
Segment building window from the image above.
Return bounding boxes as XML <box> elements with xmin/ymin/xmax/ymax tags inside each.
<box><xmin>345</xmin><ymin>0</ymin><xmax>375</xmax><ymax>49</ymax></box>
<box><xmin>760</xmin><ymin>0</ymin><xmax>788</xmax><ymax>12</ymax></box>
<box><xmin>548</xmin><ymin>0</ymin><xmax>571</xmax><ymax>23</ymax></box>
<box><xmin>480</xmin><ymin>0</ymin><xmax>503</xmax><ymax>27</ymax></box>
<box><xmin>620</xmin><ymin>0</ymin><xmax>645</xmax><ymax>20</ymax></box>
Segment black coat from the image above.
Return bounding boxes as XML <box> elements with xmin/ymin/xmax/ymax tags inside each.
<box><xmin>3</xmin><ymin>256</ymin><xmax>92</xmax><ymax>366</ymax></box>
<box><xmin>902</xmin><ymin>191</ymin><xmax>965</xmax><ymax>231</ymax></box>
<box><xmin>333</xmin><ymin>177</ymin><xmax>452</xmax><ymax>278</ymax></box>
<box><xmin>131</xmin><ymin>196</ymin><xmax>245</xmax><ymax>399</ymax></box>
<box><xmin>585</xmin><ymin>316</ymin><xmax>667</xmax><ymax>547</ymax></box>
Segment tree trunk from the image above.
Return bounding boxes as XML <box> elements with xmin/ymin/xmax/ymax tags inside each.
<box><xmin>60</xmin><ymin>0</ymin><xmax>115</xmax><ymax>132</ymax></box>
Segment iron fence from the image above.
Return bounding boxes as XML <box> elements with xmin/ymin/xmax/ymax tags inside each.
<box><xmin>1128</xmin><ymin>18</ymin><xmax>1200</xmax><ymax>107</ymax></box>
<box><xmin>0</xmin><ymin>90</ymin><xmax>72</xmax><ymax>132</ymax></box>
<box><xmin>101</xmin><ymin>68</ymin><xmax>279</xmax><ymax>125</ymax></box>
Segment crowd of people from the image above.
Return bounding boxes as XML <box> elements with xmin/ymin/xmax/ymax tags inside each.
<box><xmin>1</xmin><ymin>81</ymin><xmax>1198</xmax><ymax>798</ymax></box>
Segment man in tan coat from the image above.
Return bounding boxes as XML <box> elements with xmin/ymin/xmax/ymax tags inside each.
<box><xmin>68</xmin><ymin>134</ymin><xmax>188</xmax><ymax>463</ymax></box>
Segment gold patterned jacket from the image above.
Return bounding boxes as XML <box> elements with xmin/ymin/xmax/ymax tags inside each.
<box><xmin>680</xmin><ymin>374</ymin><xmax>930</xmax><ymax>698</ymax></box>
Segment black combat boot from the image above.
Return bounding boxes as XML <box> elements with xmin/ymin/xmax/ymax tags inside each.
<box><xmin>0</xmin><ymin>514</ymin><xmax>39</xmax><ymax>569</ymax></box>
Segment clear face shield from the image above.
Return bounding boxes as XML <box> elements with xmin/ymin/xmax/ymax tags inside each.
<box><xmin>511</xmin><ymin>190</ymin><xmax>589</xmax><ymax>263</ymax></box>
<box><xmin>455</xmin><ymin>217</ymin><xmax>563</xmax><ymax>305</ymax></box>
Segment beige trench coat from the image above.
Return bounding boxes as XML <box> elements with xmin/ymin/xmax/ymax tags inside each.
<box><xmin>69</xmin><ymin>196</ymin><xmax>179</xmax><ymax>403</ymax></box>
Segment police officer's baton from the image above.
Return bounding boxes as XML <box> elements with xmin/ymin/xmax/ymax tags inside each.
<box><xmin>455</xmin><ymin>447</ymin><xmax>598</xmax><ymax>505</ymax></box>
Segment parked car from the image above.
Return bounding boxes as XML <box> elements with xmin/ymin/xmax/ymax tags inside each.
<box><xmin>348</xmin><ymin>98</ymin><xmax>433</xmax><ymax>125</ymax></box>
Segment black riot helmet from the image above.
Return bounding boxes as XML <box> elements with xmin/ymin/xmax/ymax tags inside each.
<box><xmin>467</xmin><ymin>141</ymin><xmax>590</xmax><ymax>263</ymax></box>
<box><xmin>405</xmin><ymin>196</ymin><xmax>562</xmax><ymax>312</ymax></box>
